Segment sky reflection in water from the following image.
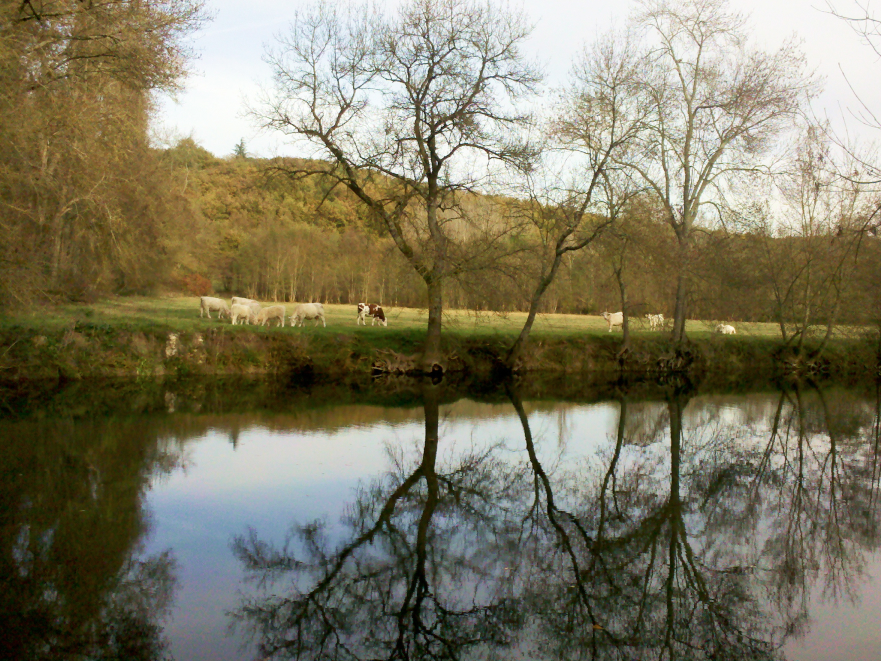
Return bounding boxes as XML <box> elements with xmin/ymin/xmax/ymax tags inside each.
<box><xmin>2</xmin><ymin>384</ymin><xmax>881</xmax><ymax>660</ymax></box>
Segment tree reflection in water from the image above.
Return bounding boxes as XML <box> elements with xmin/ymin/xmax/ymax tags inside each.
<box><xmin>231</xmin><ymin>380</ymin><xmax>881</xmax><ymax>660</ymax></box>
<box><xmin>232</xmin><ymin>378</ymin><xmax>529</xmax><ymax>658</ymax></box>
<box><xmin>0</xmin><ymin>417</ymin><xmax>181</xmax><ymax>661</ymax></box>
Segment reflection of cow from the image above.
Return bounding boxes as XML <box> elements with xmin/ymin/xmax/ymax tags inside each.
<box><xmin>357</xmin><ymin>303</ymin><xmax>387</xmax><ymax>326</ymax></box>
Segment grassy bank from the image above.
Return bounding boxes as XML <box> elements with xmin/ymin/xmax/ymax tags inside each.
<box><xmin>0</xmin><ymin>295</ymin><xmax>878</xmax><ymax>381</ymax></box>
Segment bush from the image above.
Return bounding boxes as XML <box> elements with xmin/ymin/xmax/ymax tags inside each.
<box><xmin>176</xmin><ymin>273</ymin><xmax>212</xmax><ymax>296</ymax></box>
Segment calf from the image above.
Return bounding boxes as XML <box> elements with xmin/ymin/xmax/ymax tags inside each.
<box><xmin>357</xmin><ymin>303</ymin><xmax>388</xmax><ymax>327</ymax></box>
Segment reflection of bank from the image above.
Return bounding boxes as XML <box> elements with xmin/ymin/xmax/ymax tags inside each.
<box><xmin>230</xmin><ymin>380</ymin><xmax>881</xmax><ymax>660</ymax></box>
<box><xmin>0</xmin><ymin>416</ymin><xmax>180</xmax><ymax>660</ymax></box>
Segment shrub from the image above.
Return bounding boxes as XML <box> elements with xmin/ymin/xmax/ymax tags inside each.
<box><xmin>176</xmin><ymin>273</ymin><xmax>212</xmax><ymax>296</ymax></box>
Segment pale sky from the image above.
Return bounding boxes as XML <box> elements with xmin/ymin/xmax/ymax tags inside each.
<box><xmin>154</xmin><ymin>0</ymin><xmax>881</xmax><ymax>158</ymax></box>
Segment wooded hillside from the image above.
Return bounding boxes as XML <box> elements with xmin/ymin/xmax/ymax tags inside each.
<box><xmin>153</xmin><ymin>141</ymin><xmax>881</xmax><ymax>333</ymax></box>
<box><xmin>3</xmin><ymin>0</ymin><xmax>880</xmax><ymax>360</ymax></box>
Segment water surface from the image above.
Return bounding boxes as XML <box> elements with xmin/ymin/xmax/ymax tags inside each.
<box><xmin>2</xmin><ymin>379</ymin><xmax>880</xmax><ymax>660</ymax></box>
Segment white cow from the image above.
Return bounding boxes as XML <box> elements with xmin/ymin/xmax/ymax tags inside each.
<box><xmin>200</xmin><ymin>296</ymin><xmax>230</xmax><ymax>319</ymax></box>
<box><xmin>646</xmin><ymin>313</ymin><xmax>665</xmax><ymax>331</ymax></box>
<box><xmin>601</xmin><ymin>311</ymin><xmax>624</xmax><ymax>332</ymax></box>
<box><xmin>255</xmin><ymin>305</ymin><xmax>286</xmax><ymax>327</ymax></box>
<box><xmin>231</xmin><ymin>296</ymin><xmax>261</xmax><ymax>316</ymax></box>
<box><xmin>716</xmin><ymin>323</ymin><xmax>736</xmax><ymax>335</ymax></box>
<box><xmin>291</xmin><ymin>302</ymin><xmax>326</xmax><ymax>327</ymax></box>
<box><xmin>230</xmin><ymin>303</ymin><xmax>255</xmax><ymax>325</ymax></box>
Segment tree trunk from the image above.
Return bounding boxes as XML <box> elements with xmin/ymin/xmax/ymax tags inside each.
<box><xmin>422</xmin><ymin>276</ymin><xmax>443</xmax><ymax>372</ymax></box>
<box><xmin>814</xmin><ymin>294</ymin><xmax>841</xmax><ymax>358</ymax></box>
<box><xmin>506</xmin><ymin>256</ymin><xmax>564</xmax><ymax>369</ymax></box>
<box><xmin>671</xmin><ymin>267</ymin><xmax>688</xmax><ymax>346</ymax></box>
<box><xmin>615</xmin><ymin>265</ymin><xmax>629</xmax><ymax>349</ymax></box>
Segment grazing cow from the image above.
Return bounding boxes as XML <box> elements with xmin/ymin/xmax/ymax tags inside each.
<box><xmin>255</xmin><ymin>305</ymin><xmax>286</xmax><ymax>327</ymax></box>
<box><xmin>646</xmin><ymin>313</ymin><xmax>664</xmax><ymax>331</ymax></box>
<box><xmin>716</xmin><ymin>323</ymin><xmax>736</xmax><ymax>335</ymax></box>
<box><xmin>230</xmin><ymin>303</ymin><xmax>256</xmax><ymax>325</ymax></box>
<box><xmin>291</xmin><ymin>302</ymin><xmax>326</xmax><ymax>327</ymax></box>
<box><xmin>200</xmin><ymin>296</ymin><xmax>230</xmax><ymax>319</ymax></box>
<box><xmin>357</xmin><ymin>303</ymin><xmax>388</xmax><ymax>326</ymax></box>
<box><xmin>231</xmin><ymin>296</ymin><xmax>261</xmax><ymax>316</ymax></box>
<box><xmin>601</xmin><ymin>311</ymin><xmax>624</xmax><ymax>332</ymax></box>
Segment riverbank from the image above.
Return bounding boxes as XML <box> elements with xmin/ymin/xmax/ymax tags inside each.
<box><xmin>0</xmin><ymin>317</ymin><xmax>878</xmax><ymax>382</ymax></box>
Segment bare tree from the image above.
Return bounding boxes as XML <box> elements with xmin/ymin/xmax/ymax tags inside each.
<box><xmin>622</xmin><ymin>0</ymin><xmax>812</xmax><ymax>346</ymax></box>
<box><xmin>820</xmin><ymin>2</ymin><xmax>881</xmax><ymax>187</ymax></box>
<box><xmin>254</xmin><ymin>0</ymin><xmax>540</xmax><ymax>371</ymax></box>
<box><xmin>739</xmin><ymin>124</ymin><xmax>880</xmax><ymax>362</ymax></box>
<box><xmin>505</xmin><ymin>31</ymin><xmax>645</xmax><ymax>369</ymax></box>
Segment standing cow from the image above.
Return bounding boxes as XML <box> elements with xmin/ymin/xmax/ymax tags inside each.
<box><xmin>357</xmin><ymin>303</ymin><xmax>388</xmax><ymax>327</ymax></box>
<box><xmin>601</xmin><ymin>311</ymin><xmax>623</xmax><ymax>332</ymax></box>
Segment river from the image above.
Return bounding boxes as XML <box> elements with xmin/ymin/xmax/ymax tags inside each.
<box><xmin>2</xmin><ymin>377</ymin><xmax>880</xmax><ymax>660</ymax></box>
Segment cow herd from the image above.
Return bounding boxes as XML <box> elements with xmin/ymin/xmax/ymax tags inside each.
<box><xmin>601</xmin><ymin>310</ymin><xmax>737</xmax><ymax>335</ymax></box>
<box><xmin>201</xmin><ymin>297</ymin><xmax>736</xmax><ymax>334</ymax></box>
<box><xmin>198</xmin><ymin>296</ymin><xmax>387</xmax><ymax>329</ymax></box>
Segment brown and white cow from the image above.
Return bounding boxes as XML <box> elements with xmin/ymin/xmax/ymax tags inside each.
<box><xmin>357</xmin><ymin>303</ymin><xmax>387</xmax><ymax>326</ymax></box>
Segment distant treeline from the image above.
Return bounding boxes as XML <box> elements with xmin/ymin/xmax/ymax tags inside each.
<box><xmin>5</xmin><ymin>128</ymin><xmax>881</xmax><ymax>329</ymax></box>
<box><xmin>3</xmin><ymin>1</ymin><xmax>879</xmax><ymax>337</ymax></box>
<box><xmin>147</xmin><ymin>141</ymin><xmax>878</xmax><ymax>329</ymax></box>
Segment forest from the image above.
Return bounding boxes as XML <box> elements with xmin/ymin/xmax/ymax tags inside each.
<box><xmin>2</xmin><ymin>0</ymin><xmax>881</xmax><ymax>369</ymax></box>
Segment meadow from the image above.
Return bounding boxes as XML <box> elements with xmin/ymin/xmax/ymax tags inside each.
<box><xmin>0</xmin><ymin>294</ymin><xmax>795</xmax><ymax>341</ymax></box>
<box><xmin>1</xmin><ymin>295</ymin><xmax>877</xmax><ymax>382</ymax></box>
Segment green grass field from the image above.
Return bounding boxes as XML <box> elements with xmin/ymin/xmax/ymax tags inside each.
<box><xmin>0</xmin><ymin>294</ymin><xmax>853</xmax><ymax>342</ymax></box>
